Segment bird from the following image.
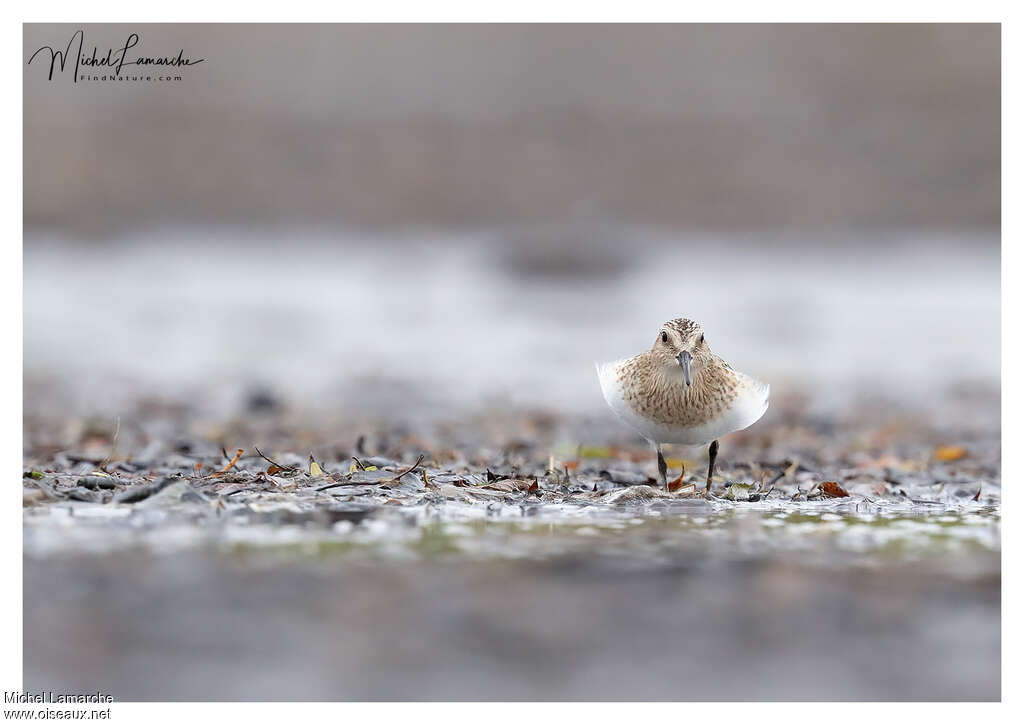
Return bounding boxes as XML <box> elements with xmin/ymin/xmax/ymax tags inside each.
<box><xmin>596</xmin><ymin>318</ymin><xmax>769</xmax><ymax>495</ymax></box>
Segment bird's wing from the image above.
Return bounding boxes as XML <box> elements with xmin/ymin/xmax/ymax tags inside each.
<box><xmin>736</xmin><ymin>370</ymin><xmax>770</xmax><ymax>408</ymax></box>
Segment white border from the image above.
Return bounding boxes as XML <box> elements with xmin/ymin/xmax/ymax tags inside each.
<box><xmin>6</xmin><ymin>5</ymin><xmax>1015</xmax><ymax>721</ymax></box>
<box><xmin>3</xmin><ymin>4</ymin><xmax>23</xmax><ymax>711</ymax></box>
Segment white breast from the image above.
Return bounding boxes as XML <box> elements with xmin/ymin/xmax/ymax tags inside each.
<box><xmin>596</xmin><ymin>360</ymin><xmax>769</xmax><ymax>447</ymax></box>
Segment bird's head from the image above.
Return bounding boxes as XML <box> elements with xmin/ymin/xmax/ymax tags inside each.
<box><xmin>651</xmin><ymin>318</ymin><xmax>712</xmax><ymax>386</ymax></box>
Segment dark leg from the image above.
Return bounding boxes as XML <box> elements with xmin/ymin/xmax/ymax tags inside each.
<box><xmin>656</xmin><ymin>445</ymin><xmax>668</xmax><ymax>490</ymax></box>
<box><xmin>705</xmin><ymin>439</ymin><xmax>719</xmax><ymax>496</ymax></box>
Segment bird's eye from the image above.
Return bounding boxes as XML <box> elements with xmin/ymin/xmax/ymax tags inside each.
<box><xmin>661</xmin><ymin>331</ymin><xmax>668</xmax><ymax>343</ymax></box>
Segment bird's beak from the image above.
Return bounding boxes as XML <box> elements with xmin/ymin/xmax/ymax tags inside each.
<box><xmin>677</xmin><ymin>350</ymin><xmax>692</xmax><ymax>386</ymax></box>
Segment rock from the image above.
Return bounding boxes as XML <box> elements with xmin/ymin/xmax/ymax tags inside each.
<box><xmin>78</xmin><ymin>474</ymin><xmax>117</xmax><ymax>489</ymax></box>
<box><xmin>603</xmin><ymin>485</ymin><xmax>675</xmax><ymax>504</ymax></box>
<box><xmin>136</xmin><ymin>481</ymin><xmax>205</xmax><ymax>508</ymax></box>
<box><xmin>114</xmin><ymin>477</ymin><xmax>182</xmax><ymax>504</ymax></box>
<box><xmin>349</xmin><ymin>469</ymin><xmax>398</xmax><ymax>484</ymax></box>
<box><xmin>67</xmin><ymin>487</ymin><xmax>101</xmax><ymax>503</ymax></box>
<box><xmin>600</xmin><ymin>469</ymin><xmax>653</xmax><ymax>486</ymax></box>
<box><xmin>723</xmin><ymin>483</ymin><xmax>753</xmax><ymax>501</ymax></box>
<box><xmin>245</xmin><ymin>387</ymin><xmax>280</xmax><ymax>413</ymax></box>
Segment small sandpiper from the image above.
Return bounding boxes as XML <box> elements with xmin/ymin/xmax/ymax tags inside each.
<box><xmin>597</xmin><ymin>318</ymin><xmax>769</xmax><ymax>494</ymax></box>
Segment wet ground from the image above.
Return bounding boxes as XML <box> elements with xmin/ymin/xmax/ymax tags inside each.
<box><xmin>23</xmin><ymin>387</ymin><xmax>1001</xmax><ymax>700</ymax></box>
<box><xmin>22</xmin><ymin>231</ymin><xmax>1001</xmax><ymax>700</ymax></box>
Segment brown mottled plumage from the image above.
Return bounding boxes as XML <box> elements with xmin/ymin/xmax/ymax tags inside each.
<box><xmin>597</xmin><ymin>318</ymin><xmax>769</xmax><ymax>495</ymax></box>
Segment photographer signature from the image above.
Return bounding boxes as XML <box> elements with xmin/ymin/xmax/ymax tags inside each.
<box><xmin>28</xmin><ymin>29</ymin><xmax>204</xmax><ymax>82</ymax></box>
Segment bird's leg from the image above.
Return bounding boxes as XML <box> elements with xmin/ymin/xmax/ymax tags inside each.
<box><xmin>705</xmin><ymin>439</ymin><xmax>719</xmax><ymax>497</ymax></box>
<box><xmin>656</xmin><ymin>444</ymin><xmax>668</xmax><ymax>490</ymax></box>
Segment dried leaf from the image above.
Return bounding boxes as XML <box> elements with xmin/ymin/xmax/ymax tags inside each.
<box><xmin>935</xmin><ymin>445</ymin><xmax>967</xmax><ymax>462</ymax></box>
<box><xmin>821</xmin><ymin>481</ymin><xmax>850</xmax><ymax>498</ymax></box>
<box><xmin>482</xmin><ymin>478</ymin><xmax>535</xmax><ymax>493</ymax></box>
<box><xmin>973</xmin><ymin>486</ymin><xmax>982</xmax><ymax>502</ymax></box>
<box><xmin>481</xmin><ymin>480</ymin><xmax>517</xmax><ymax>493</ymax></box>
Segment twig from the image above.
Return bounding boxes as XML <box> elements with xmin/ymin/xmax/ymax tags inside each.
<box><xmin>99</xmin><ymin>416</ymin><xmax>121</xmax><ymax>472</ymax></box>
<box><xmin>753</xmin><ymin>485</ymin><xmax>775</xmax><ymax>501</ymax></box>
<box><xmin>389</xmin><ymin>454</ymin><xmax>425</xmax><ymax>482</ymax></box>
<box><xmin>253</xmin><ymin>446</ymin><xmax>298</xmax><ymax>471</ymax></box>
<box><xmin>218</xmin><ymin>448</ymin><xmax>244</xmax><ymax>474</ymax></box>
<box><xmin>315</xmin><ymin>481</ymin><xmax>351</xmax><ymax>493</ymax></box>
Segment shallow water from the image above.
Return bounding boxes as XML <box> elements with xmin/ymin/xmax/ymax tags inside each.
<box><xmin>23</xmin><ymin>489</ymin><xmax>1001</xmax><ymax>569</ymax></box>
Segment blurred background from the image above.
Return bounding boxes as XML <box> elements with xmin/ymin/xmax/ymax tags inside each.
<box><xmin>24</xmin><ymin>23</ymin><xmax>1000</xmax><ymax>421</ymax></box>
<box><xmin>23</xmin><ymin>24</ymin><xmax>1001</xmax><ymax>701</ymax></box>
